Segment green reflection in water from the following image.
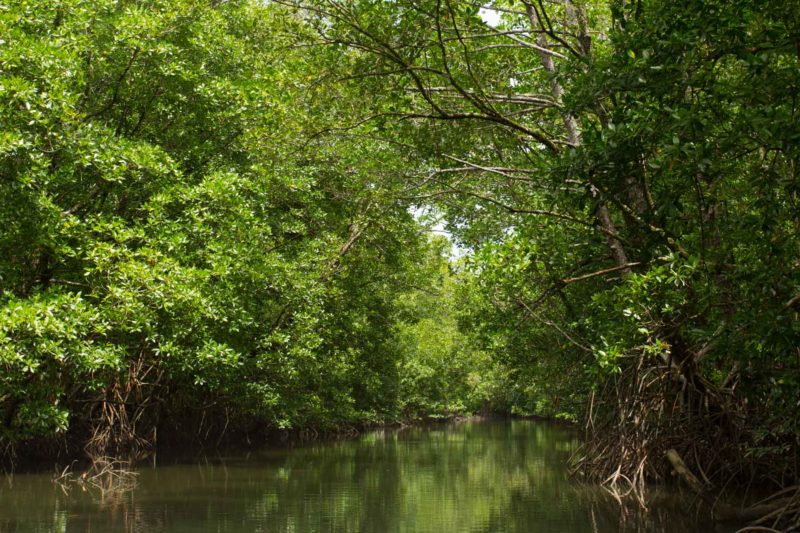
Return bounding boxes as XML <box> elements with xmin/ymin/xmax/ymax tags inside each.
<box><xmin>0</xmin><ymin>420</ymin><xmax>736</xmax><ymax>532</ymax></box>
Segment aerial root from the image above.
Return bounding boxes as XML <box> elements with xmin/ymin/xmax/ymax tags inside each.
<box><xmin>571</xmin><ymin>350</ymin><xmax>798</xmax><ymax>532</ymax></box>
<box><xmin>85</xmin><ymin>355</ymin><xmax>164</xmax><ymax>464</ymax></box>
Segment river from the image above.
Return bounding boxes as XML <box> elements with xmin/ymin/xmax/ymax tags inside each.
<box><xmin>0</xmin><ymin>419</ymin><xmax>737</xmax><ymax>532</ymax></box>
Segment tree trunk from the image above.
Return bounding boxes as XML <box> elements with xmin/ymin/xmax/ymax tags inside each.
<box><xmin>525</xmin><ymin>2</ymin><xmax>631</xmax><ymax>276</ymax></box>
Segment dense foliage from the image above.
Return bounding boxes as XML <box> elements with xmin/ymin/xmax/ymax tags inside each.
<box><xmin>0</xmin><ymin>0</ymin><xmax>486</xmax><ymax>461</ymax></box>
<box><xmin>2</xmin><ymin>0</ymin><xmax>799</xmax><ymax>525</ymax></box>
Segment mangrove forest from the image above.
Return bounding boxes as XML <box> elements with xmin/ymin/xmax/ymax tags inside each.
<box><xmin>1</xmin><ymin>0</ymin><xmax>799</xmax><ymax>530</ymax></box>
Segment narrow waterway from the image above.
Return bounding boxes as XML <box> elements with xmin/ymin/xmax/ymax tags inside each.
<box><xmin>0</xmin><ymin>419</ymin><xmax>735</xmax><ymax>532</ymax></box>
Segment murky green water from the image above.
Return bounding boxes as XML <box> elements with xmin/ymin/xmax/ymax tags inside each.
<box><xmin>0</xmin><ymin>419</ymin><xmax>735</xmax><ymax>532</ymax></box>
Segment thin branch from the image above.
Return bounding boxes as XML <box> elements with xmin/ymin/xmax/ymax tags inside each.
<box><xmin>561</xmin><ymin>262</ymin><xmax>642</xmax><ymax>284</ymax></box>
<box><xmin>84</xmin><ymin>47</ymin><xmax>140</xmax><ymax>121</ymax></box>
<box><xmin>504</xmin><ymin>33</ymin><xmax>569</xmax><ymax>60</ymax></box>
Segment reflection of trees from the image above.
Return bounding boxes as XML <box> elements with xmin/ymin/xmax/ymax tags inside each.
<box><xmin>0</xmin><ymin>421</ymin><xmax>727</xmax><ymax>532</ymax></box>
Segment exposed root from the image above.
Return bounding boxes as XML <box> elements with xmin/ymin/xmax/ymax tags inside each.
<box><xmin>571</xmin><ymin>340</ymin><xmax>799</xmax><ymax>532</ymax></box>
<box><xmin>85</xmin><ymin>355</ymin><xmax>163</xmax><ymax>463</ymax></box>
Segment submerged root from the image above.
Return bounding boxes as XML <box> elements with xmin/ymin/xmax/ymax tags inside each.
<box><xmin>743</xmin><ymin>486</ymin><xmax>800</xmax><ymax>533</ymax></box>
<box><xmin>54</xmin><ymin>456</ymin><xmax>139</xmax><ymax>500</ymax></box>
<box><xmin>668</xmin><ymin>449</ymin><xmax>800</xmax><ymax>532</ymax></box>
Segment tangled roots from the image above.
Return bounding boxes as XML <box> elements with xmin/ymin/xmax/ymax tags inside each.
<box><xmin>571</xmin><ymin>349</ymin><xmax>798</xmax><ymax>531</ymax></box>
<box><xmin>85</xmin><ymin>356</ymin><xmax>164</xmax><ymax>464</ymax></box>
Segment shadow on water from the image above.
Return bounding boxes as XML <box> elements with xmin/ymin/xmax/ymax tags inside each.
<box><xmin>0</xmin><ymin>419</ymin><xmax>740</xmax><ymax>532</ymax></box>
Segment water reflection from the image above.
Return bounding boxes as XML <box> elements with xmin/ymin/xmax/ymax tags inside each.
<box><xmin>0</xmin><ymin>420</ymin><xmax>737</xmax><ymax>532</ymax></box>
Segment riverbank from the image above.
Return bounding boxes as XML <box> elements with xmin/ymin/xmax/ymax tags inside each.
<box><xmin>3</xmin><ymin>410</ymin><xmax>522</xmax><ymax>474</ymax></box>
